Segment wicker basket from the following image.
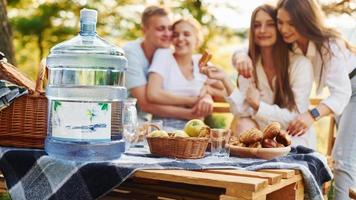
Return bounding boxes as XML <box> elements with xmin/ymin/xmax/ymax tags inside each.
<box><xmin>146</xmin><ymin>125</ymin><xmax>209</xmax><ymax>159</ymax></box>
<box><xmin>0</xmin><ymin>59</ymin><xmax>47</xmax><ymax>148</ymax></box>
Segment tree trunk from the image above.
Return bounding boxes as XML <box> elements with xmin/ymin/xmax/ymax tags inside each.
<box><xmin>37</xmin><ymin>33</ymin><xmax>43</xmax><ymax>62</ymax></box>
<box><xmin>0</xmin><ymin>0</ymin><xmax>16</xmax><ymax>64</ymax></box>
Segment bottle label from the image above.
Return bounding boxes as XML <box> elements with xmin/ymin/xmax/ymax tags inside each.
<box><xmin>51</xmin><ymin>101</ymin><xmax>111</xmax><ymax>140</ymax></box>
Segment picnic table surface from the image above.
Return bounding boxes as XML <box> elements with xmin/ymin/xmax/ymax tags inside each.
<box><xmin>109</xmin><ymin>168</ymin><xmax>304</xmax><ymax>200</ymax></box>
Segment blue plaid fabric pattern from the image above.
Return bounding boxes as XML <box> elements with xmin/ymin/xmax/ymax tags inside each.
<box><xmin>0</xmin><ymin>146</ymin><xmax>332</xmax><ymax>200</ymax></box>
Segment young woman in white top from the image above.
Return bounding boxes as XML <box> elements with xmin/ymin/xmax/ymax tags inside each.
<box><xmin>147</xmin><ymin>18</ymin><xmax>219</xmax><ymax>129</ymax></box>
<box><xmin>203</xmin><ymin>4</ymin><xmax>315</xmax><ymax>148</ymax></box>
<box><xmin>234</xmin><ymin>0</ymin><xmax>356</xmax><ymax>198</ymax></box>
<box><xmin>276</xmin><ymin>1</ymin><xmax>356</xmax><ymax>199</ymax></box>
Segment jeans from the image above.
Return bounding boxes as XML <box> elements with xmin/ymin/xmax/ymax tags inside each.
<box><xmin>332</xmin><ymin>76</ymin><xmax>356</xmax><ymax>200</ymax></box>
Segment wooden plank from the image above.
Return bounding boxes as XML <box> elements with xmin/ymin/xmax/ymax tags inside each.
<box><xmin>258</xmin><ymin>169</ymin><xmax>296</xmax><ymax>179</ymax></box>
<box><xmin>203</xmin><ymin>169</ymin><xmax>282</xmax><ymax>185</ymax></box>
<box><xmin>310</xmin><ymin>98</ymin><xmax>321</xmax><ymax>105</ymax></box>
<box><xmin>135</xmin><ymin>170</ymin><xmax>268</xmax><ymax>192</ymax></box>
<box><xmin>257</xmin><ymin>175</ymin><xmax>303</xmax><ymax>198</ymax></box>
<box><xmin>266</xmin><ymin>179</ymin><xmax>304</xmax><ymax>200</ymax></box>
<box><xmin>220</xmin><ymin>194</ymin><xmax>266</xmax><ymax>200</ymax></box>
<box><xmin>0</xmin><ymin>174</ymin><xmax>6</xmax><ymax>193</ymax></box>
<box><xmin>224</xmin><ymin>187</ymin><xmax>268</xmax><ymax>200</ymax></box>
<box><xmin>350</xmin><ymin>187</ymin><xmax>356</xmax><ymax>199</ymax></box>
<box><xmin>220</xmin><ymin>195</ymin><xmax>239</xmax><ymax>200</ymax></box>
<box><xmin>213</xmin><ymin>105</ymin><xmax>230</xmax><ymax>113</ymax></box>
<box><xmin>222</xmin><ymin>174</ymin><xmax>302</xmax><ymax>200</ymax></box>
<box><xmin>117</xmin><ymin>179</ymin><xmax>222</xmax><ymax>200</ymax></box>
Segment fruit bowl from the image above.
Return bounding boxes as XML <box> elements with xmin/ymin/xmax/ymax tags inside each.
<box><xmin>230</xmin><ymin>145</ymin><xmax>291</xmax><ymax>160</ymax></box>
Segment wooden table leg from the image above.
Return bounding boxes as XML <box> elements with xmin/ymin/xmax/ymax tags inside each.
<box><xmin>220</xmin><ymin>194</ymin><xmax>267</xmax><ymax>200</ymax></box>
<box><xmin>266</xmin><ymin>180</ymin><xmax>304</xmax><ymax>200</ymax></box>
<box><xmin>220</xmin><ymin>188</ymin><xmax>267</xmax><ymax>200</ymax></box>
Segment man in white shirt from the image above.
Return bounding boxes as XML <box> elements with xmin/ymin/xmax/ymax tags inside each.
<box><xmin>123</xmin><ymin>6</ymin><xmax>212</xmax><ymax>121</ymax></box>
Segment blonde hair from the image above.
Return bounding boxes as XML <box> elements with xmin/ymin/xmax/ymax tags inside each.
<box><xmin>141</xmin><ymin>5</ymin><xmax>169</xmax><ymax>27</ymax></box>
<box><xmin>172</xmin><ymin>18</ymin><xmax>203</xmax><ymax>48</ymax></box>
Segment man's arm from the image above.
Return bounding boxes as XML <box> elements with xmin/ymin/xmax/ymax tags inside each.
<box><xmin>147</xmin><ymin>73</ymin><xmax>198</xmax><ymax>107</ymax></box>
<box><xmin>131</xmin><ymin>85</ymin><xmax>202</xmax><ymax>120</ymax></box>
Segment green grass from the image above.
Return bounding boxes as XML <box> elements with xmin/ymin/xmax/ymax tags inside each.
<box><xmin>0</xmin><ymin>193</ymin><xmax>10</xmax><ymax>200</ymax></box>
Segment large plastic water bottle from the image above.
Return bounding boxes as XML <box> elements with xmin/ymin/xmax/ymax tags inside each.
<box><xmin>45</xmin><ymin>8</ymin><xmax>127</xmax><ymax>161</ymax></box>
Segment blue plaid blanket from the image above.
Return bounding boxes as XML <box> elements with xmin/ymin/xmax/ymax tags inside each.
<box><xmin>0</xmin><ymin>146</ymin><xmax>332</xmax><ymax>200</ymax></box>
<box><xmin>0</xmin><ymin>80</ymin><xmax>28</xmax><ymax>111</ymax></box>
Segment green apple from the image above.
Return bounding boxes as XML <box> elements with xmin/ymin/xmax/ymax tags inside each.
<box><xmin>184</xmin><ymin>119</ymin><xmax>206</xmax><ymax>137</ymax></box>
<box><xmin>149</xmin><ymin>130</ymin><xmax>168</xmax><ymax>137</ymax></box>
<box><xmin>171</xmin><ymin>130</ymin><xmax>189</xmax><ymax>138</ymax></box>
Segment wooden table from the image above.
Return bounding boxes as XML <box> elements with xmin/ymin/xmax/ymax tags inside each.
<box><xmin>107</xmin><ymin>169</ymin><xmax>304</xmax><ymax>200</ymax></box>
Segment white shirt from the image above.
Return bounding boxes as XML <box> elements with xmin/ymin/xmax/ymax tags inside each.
<box><xmin>293</xmin><ymin>39</ymin><xmax>355</xmax><ymax>115</ymax></box>
<box><xmin>148</xmin><ymin>48</ymin><xmax>207</xmax><ymax>97</ymax></box>
<box><xmin>225</xmin><ymin>53</ymin><xmax>316</xmax><ymax>149</ymax></box>
<box><xmin>123</xmin><ymin>38</ymin><xmax>149</xmax><ymax>90</ymax></box>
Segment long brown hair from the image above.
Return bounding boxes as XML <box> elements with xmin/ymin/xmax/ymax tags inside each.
<box><xmin>277</xmin><ymin>0</ymin><xmax>356</xmax><ymax>87</ymax></box>
<box><xmin>248</xmin><ymin>4</ymin><xmax>296</xmax><ymax>111</ymax></box>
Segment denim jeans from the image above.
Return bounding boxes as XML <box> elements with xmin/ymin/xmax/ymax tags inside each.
<box><xmin>332</xmin><ymin>76</ymin><xmax>356</xmax><ymax>200</ymax></box>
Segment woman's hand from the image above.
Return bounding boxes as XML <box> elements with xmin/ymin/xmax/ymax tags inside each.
<box><xmin>245</xmin><ymin>84</ymin><xmax>261</xmax><ymax>110</ymax></box>
<box><xmin>232</xmin><ymin>53</ymin><xmax>253</xmax><ymax>78</ymax></box>
<box><xmin>287</xmin><ymin>112</ymin><xmax>314</xmax><ymax>136</ymax></box>
<box><xmin>201</xmin><ymin>65</ymin><xmax>228</xmax><ymax>81</ymax></box>
<box><xmin>201</xmin><ymin>65</ymin><xmax>235</xmax><ymax>96</ymax></box>
<box><xmin>192</xmin><ymin>95</ymin><xmax>214</xmax><ymax>117</ymax></box>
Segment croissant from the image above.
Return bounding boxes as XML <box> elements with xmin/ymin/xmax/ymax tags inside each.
<box><xmin>263</xmin><ymin>122</ymin><xmax>281</xmax><ymax>139</ymax></box>
<box><xmin>239</xmin><ymin>128</ymin><xmax>263</xmax><ymax>144</ymax></box>
<box><xmin>262</xmin><ymin>138</ymin><xmax>278</xmax><ymax>148</ymax></box>
<box><xmin>249</xmin><ymin>141</ymin><xmax>262</xmax><ymax>148</ymax></box>
<box><xmin>276</xmin><ymin>130</ymin><xmax>291</xmax><ymax>146</ymax></box>
<box><xmin>199</xmin><ymin>50</ymin><xmax>212</xmax><ymax>73</ymax></box>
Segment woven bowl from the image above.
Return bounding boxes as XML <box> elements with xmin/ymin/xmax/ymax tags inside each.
<box><xmin>230</xmin><ymin>145</ymin><xmax>291</xmax><ymax>160</ymax></box>
<box><xmin>146</xmin><ymin>136</ymin><xmax>209</xmax><ymax>159</ymax></box>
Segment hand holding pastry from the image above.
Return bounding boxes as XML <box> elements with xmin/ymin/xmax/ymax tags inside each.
<box><xmin>199</xmin><ymin>50</ymin><xmax>212</xmax><ymax>73</ymax></box>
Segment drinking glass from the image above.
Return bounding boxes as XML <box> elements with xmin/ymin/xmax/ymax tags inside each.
<box><xmin>210</xmin><ymin>128</ymin><xmax>231</xmax><ymax>158</ymax></box>
<box><xmin>123</xmin><ymin>98</ymin><xmax>138</xmax><ymax>150</ymax></box>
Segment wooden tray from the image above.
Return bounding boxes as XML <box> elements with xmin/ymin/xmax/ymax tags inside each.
<box><xmin>230</xmin><ymin>146</ymin><xmax>291</xmax><ymax>160</ymax></box>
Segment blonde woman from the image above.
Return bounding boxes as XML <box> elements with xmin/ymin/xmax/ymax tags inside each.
<box><xmin>147</xmin><ymin>18</ymin><xmax>216</xmax><ymax>129</ymax></box>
